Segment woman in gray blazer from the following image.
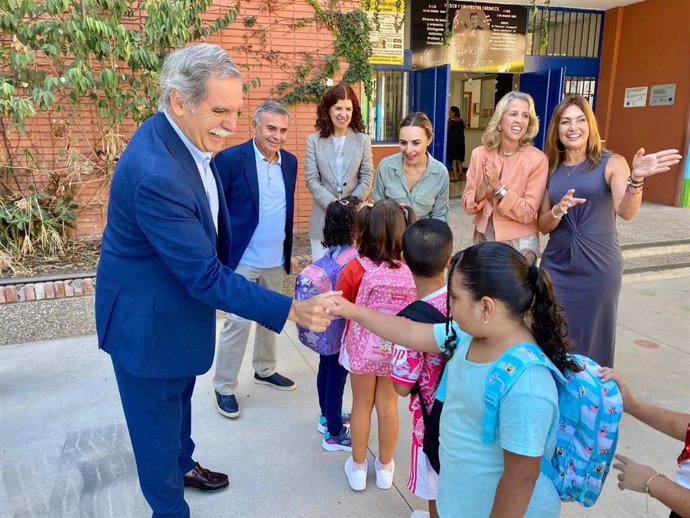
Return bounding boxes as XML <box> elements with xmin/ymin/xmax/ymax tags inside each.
<box><xmin>305</xmin><ymin>84</ymin><xmax>373</xmax><ymax>260</ymax></box>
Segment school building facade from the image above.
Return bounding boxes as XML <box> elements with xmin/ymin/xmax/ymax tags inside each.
<box><xmin>5</xmin><ymin>0</ymin><xmax>689</xmax><ymax>243</ymax></box>
<box><xmin>366</xmin><ymin>0</ymin><xmax>689</xmax><ymax>207</ymax></box>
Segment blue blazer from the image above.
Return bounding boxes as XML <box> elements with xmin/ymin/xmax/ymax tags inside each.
<box><xmin>95</xmin><ymin>113</ymin><xmax>293</xmax><ymax>379</ymax></box>
<box><xmin>212</xmin><ymin>139</ymin><xmax>297</xmax><ymax>274</ymax></box>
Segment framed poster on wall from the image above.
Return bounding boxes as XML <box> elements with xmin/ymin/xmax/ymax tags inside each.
<box><xmin>411</xmin><ymin>1</ymin><xmax>527</xmax><ymax>72</ymax></box>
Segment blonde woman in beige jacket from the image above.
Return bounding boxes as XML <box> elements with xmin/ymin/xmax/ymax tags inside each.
<box><xmin>305</xmin><ymin>84</ymin><xmax>373</xmax><ymax>260</ymax></box>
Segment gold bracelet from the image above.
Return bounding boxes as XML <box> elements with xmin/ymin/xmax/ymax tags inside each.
<box><xmin>645</xmin><ymin>472</ymin><xmax>666</xmax><ymax>495</ymax></box>
<box><xmin>645</xmin><ymin>472</ymin><xmax>666</xmax><ymax>512</ymax></box>
<box><xmin>626</xmin><ymin>183</ymin><xmax>644</xmax><ymax>195</ymax></box>
<box><xmin>551</xmin><ymin>206</ymin><xmax>563</xmax><ymax>220</ymax></box>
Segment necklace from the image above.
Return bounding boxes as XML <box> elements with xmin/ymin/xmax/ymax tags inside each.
<box><xmin>500</xmin><ymin>146</ymin><xmax>519</xmax><ymax>157</ymax></box>
<box><xmin>564</xmin><ymin>160</ymin><xmax>586</xmax><ymax>176</ymax></box>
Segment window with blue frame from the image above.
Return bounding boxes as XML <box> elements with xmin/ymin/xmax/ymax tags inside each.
<box><xmin>366</xmin><ymin>69</ymin><xmax>409</xmax><ymax>143</ymax></box>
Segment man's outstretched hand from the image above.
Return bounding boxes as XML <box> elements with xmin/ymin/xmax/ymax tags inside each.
<box><xmin>288</xmin><ymin>291</ymin><xmax>341</xmax><ymax>332</ymax></box>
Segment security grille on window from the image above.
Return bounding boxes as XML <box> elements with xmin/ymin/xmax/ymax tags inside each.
<box><xmin>527</xmin><ymin>9</ymin><xmax>602</xmax><ymax>58</ymax></box>
<box><xmin>564</xmin><ymin>76</ymin><xmax>597</xmax><ymax>105</ymax></box>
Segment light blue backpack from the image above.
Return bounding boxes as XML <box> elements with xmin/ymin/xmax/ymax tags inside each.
<box><xmin>482</xmin><ymin>343</ymin><xmax>623</xmax><ymax>507</ymax></box>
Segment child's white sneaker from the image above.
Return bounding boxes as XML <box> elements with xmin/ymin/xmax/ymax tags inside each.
<box><xmin>344</xmin><ymin>456</ymin><xmax>367</xmax><ymax>491</ymax></box>
<box><xmin>410</xmin><ymin>511</ymin><xmax>431</xmax><ymax>518</ymax></box>
<box><xmin>375</xmin><ymin>457</ymin><xmax>395</xmax><ymax>489</ymax></box>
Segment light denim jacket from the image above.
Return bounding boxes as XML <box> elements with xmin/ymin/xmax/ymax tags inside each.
<box><xmin>372</xmin><ymin>152</ymin><xmax>449</xmax><ymax>222</ymax></box>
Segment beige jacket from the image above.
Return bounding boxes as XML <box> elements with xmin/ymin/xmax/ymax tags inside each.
<box><xmin>305</xmin><ymin>129</ymin><xmax>373</xmax><ymax>240</ymax></box>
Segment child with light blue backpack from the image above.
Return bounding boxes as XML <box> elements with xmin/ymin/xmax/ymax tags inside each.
<box><xmin>330</xmin><ymin>241</ymin><xmax>622</xmax><ymax>517</ymax></box>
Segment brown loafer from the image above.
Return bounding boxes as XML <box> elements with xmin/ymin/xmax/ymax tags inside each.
<box><xmin>183</xmin><ymin>462</ymin><xmax>229</xmax><ymax>492</ymax></box>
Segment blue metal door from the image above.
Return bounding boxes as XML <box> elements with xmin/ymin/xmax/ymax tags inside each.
<box><xmin>520</xmin><ymin>68</ymin><xmax>565</xmax><ymax>150</ymax></box>
<box><xmin>410</xmin><ymin>65</ymin><xmax>450</xmax><ymax>162</ymax></box>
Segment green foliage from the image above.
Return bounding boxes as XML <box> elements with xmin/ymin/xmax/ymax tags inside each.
<box><xmin>1</xmin><ymin>1</ymin><xmax>239</xmax><ymax>136</ymax></box>
<box><xmin>0</xmin><ymin>0</ymin><xmax>240</xmax><ymax>258</ymax></box>
<box><xmin>529</xmin><ymin>0</ymin><xmax>552</xmax><ymax>51</ymax></box>
<box><xmin>275</xmin><ymin>0</ymin><xmax>374</xmax><ymax>106</ymax></box>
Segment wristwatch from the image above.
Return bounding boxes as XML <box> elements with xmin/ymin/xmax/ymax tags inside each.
<box><xmin>494</xmin><ymin>185</ymin><xmax>508</xmax><ymax>199</ymax></box>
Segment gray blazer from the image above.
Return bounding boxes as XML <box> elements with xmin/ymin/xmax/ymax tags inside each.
<box><xmin>305</xmin><ymin>129</ymin><xmax>374</xmax><ymax>240</ymax></box>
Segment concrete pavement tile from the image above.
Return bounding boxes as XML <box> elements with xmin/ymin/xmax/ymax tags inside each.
<box><xmin>2</xmin><ymin>274</ymin><xmax>688</xmax><ymax>518</ymax></box>
<box><xmin>617</xmin><ymin>277</ymin><xmax>690</xmax><ymax>354</ymax></box>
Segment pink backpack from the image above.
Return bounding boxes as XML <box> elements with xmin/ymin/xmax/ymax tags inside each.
<box><xmin>343</xmin><ymin>256</ymin><xmax>417</xmax><ymax>375</ymax></box>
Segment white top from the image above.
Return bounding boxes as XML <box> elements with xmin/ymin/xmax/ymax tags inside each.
<box><xmin>677</xmin><ymin>460</ymin><xmax>690</xmax><ymax>489</ymax></box>
<box><xmin>333</xmin><ymin>135</ymin><xmax>346</xmax><ymax>193</ymax></box>
<box><xmin>238</xmin><ymin>140</ymin><xmax>287</xmax><ymax>268</ymax></box>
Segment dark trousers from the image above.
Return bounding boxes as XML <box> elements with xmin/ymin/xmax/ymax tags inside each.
<box><xmin>112</xmin><ymin>359</ymin><xmax>197</xmax><ymax>518</ymax></box>
<box><xmin>316</xmin><ymin>353</ymin><xmax>349</xmax><ymax>436</ymax></box>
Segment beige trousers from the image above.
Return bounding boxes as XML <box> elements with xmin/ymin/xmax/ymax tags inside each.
<box><xmin>213</xmin><ymin>263</ymin><xmax>286</xmax><ymax>395</ymax></box>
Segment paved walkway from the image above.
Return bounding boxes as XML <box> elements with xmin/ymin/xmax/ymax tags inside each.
<box><xmin>1</xmin><ymin>274</ymin><xmax>689</xmax><ymax>517</ymax></box>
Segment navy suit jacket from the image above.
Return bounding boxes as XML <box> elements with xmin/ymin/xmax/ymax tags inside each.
<box><xmin>212</xmin><ymin>139</ymin><xmax>297</xmax><ymax>274</ymax></box>
<box><xmin>95</xmin><ymin>113</ymin><xmax>293</xmax><ymax>379</ymax></box>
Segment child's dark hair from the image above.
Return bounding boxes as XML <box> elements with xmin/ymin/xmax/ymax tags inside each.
<box><xmin>321</xmin><ymin>196</ymin><xmax>361</xmax><ymax>248</ymax></box>
<box><xmin>444</xmin><ymin>242</ymin><xmax>579</xmax><ymax>373</ymax></box>
<box><xmin>357</xmin><ymin>199</ymin><xmax>416</xmax><ymax>268</ymax></box>
<box><xmin>402</xmin><ymin>219</ymin><xmax>453</xmax><ymax>277</ymax></box>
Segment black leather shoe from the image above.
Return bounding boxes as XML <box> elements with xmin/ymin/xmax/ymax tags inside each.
<box><xmin>253</xmin><ymin>371</ymin><xmax>297</xmax><ymax>391</ymax></box>
<box><xmin>215</xmin><ymin>391</ymin><xmax>240</xmax><ymax>418</ymax></box>
<box><xmin>183</xmin><ymin>463</ymin><xmax>229</xmax><ymax>492</ymax></box>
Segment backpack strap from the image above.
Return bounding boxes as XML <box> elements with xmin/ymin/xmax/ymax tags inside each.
<box><xmin>356</xmin><ymin>256</ymin><xmax>375</xmax><ymax>272</ymax></box>
<box><xmin>482</xmin><ymin>343</ymin><xmax>563</xmax><ymax>444</ymax></box>
<box><xmin>397</xmin><ymin>300</ymin><xmax>446</xmax><ymax>398</ymax></box>
<box><xmin>335</xmin><ymin>246</ymin><xmax>359</xmax><ymax>266</ymax></box>
<box><xmin>322</xmin><ymin>246</ymin><xmax>358</xmax><ymax>288</ymax></box>
<box><xmin>397</xmin><ymin>300</ymin><xmax>446</xmax><ymax>324</ymax></box>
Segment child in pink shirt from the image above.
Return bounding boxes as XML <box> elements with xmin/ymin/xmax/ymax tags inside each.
<box><xmin>390</xmin><ymin>219</ymin><xmax>453</xmax><ymax>518</ymax></box>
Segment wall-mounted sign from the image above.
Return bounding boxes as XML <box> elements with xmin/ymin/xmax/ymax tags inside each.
<box><xmin>411</xmin><ymin>1</ymin><xmax>448</xmax><ymax>68</ymax></box>
<box><xmin>366</xmin><ymin>0</ymin><xmax>405</xmax><ymax>66</ymax></box>
<box><xmin>448</xmin><ymin>2</ymin><xmax>527</xmax><ymax>72</ymax></box>
<box><xmin>411</xmin><ymin>1</ymin><xmax>527</xmax><ymax>71</ymax></box>
<box><xmin>649</xmin><ymin>83</ymin><xmax>676</xmax><ymax>106</ymax></box>
<box><xmin>623</xmin><ymin>86</ymin><xmax>648</xmax><ymax>108</ymax></box>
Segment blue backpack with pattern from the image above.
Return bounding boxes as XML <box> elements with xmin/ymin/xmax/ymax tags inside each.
<box><xmin>482</xmin><ymin>343</ymin><xmax>623</xmax><ymax>507</ymax></box>
<box><xmin>294</xmin><ymin>246</ymin><xmax>358</xmax><ymax>355</ymax></box>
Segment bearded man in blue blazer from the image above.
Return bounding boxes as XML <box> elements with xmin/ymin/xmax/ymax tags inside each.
<box><xmin>95</xmin><ymin>44</ymin><xmax>333</xmax><ymax>518</ymax></box>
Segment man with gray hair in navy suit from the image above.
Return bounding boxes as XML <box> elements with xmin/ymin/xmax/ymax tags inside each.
<box><xmin>95</xmin><ymin>44</ymin><xmax>333</xmax><ymax>518</ymax></box>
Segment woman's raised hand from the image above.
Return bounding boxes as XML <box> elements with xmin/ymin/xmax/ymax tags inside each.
<box><xmin>482</xmin><ymin>157</ymin><xmax>501</xmax><ymax>191</ymax></box>
<box><xmin>554</xmin><ymin>188</ymin><xmax>587</xmax><ymax>215</ymax></box>
<box><xmin>630</xmin><ymin>148</ymin><xmax>682</xmax><ymax>181</ymax></box>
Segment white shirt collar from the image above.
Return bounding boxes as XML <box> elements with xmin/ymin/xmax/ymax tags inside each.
<box><xmin>162</xmin><ymin>111</ymin><xmax>212</xmax><ymax>166</ymax></box>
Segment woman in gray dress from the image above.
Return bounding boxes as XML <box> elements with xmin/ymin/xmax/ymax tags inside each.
<box><xmin>538</xmin><ymin>95</ymin><xmax>681</xmax><ymax>366</ymax></box>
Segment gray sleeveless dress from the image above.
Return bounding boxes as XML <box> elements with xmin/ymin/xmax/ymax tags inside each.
<box><xmin>540</xmin><ymin>152</ymin><xmax>623</xmax><ymax>367</ymax></box>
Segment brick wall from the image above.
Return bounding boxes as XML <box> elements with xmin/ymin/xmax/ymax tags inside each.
<box><xmin>7</xmin><ymin>0</ymin><xmax>362</xmax><ymax>240</ymax></box>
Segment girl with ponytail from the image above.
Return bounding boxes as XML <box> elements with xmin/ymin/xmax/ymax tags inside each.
<box><xmin>330</xmin><ymin>241</ymin><xmax>575</xmax><ymax>517</ymax></box>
